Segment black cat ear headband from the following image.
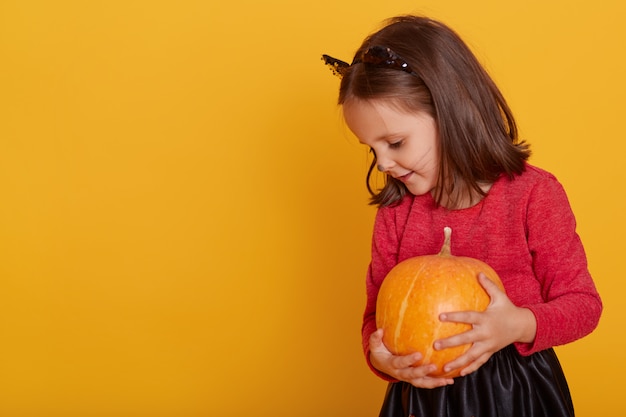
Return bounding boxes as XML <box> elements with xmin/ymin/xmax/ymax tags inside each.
<box><xmin>322</xmin><ymin>45</ymin><xmax>418</xmax><ymax>78</ymax></box>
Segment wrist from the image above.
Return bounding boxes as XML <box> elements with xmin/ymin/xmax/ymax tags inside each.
<box><xmin>517</xmin><ymin>307</ymin><xmax>537</xmax><ymax>343</ymax></box>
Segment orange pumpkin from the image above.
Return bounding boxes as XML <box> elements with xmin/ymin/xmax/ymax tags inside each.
<box><xmin>375</xmin><ymin>227</ymin><xmax>504</xmax><ymax>378</ymax></box>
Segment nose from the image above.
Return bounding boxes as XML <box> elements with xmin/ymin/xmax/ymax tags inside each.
<box><xmin>376</xmin><ymin>153</ymin><xmax>393</xmax><ymax>173</ymax></box>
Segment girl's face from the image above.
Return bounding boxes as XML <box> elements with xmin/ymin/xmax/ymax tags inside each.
<box><xmin>342</xmin><ymin>99</ymin><xmax>440</xmax><ymax>197</ymax></box>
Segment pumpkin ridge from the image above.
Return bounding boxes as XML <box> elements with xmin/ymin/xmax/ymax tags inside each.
<box><xmin>423</xmin><ymin>261</ymin><xmax>463</xmax><ymax>372</ymax></box>
<box><xmin>394</xmin><ymin>261</ymin><xmax>429</xmax><ymax>350</ymax></box>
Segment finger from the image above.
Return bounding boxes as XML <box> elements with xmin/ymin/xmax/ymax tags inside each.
<box><xmin>399</xmin><ymin>363</ymin><xmax>438</xmax><ymax>381</ymax></box>
<box><xmin>442</xmin><ymin>344</ymin><xmax>492</xmax><ymax>375</ymax></box>
<box><xmin>390</xmin><ymin>351</ymin><xmax>423</xmax><ymax>369</ymax></box>
<box><xmin>439</xmin><ymin>310</ymin><xmax>481</xmax><ymax>325</ymax></box>
<box><xmin>459</xmin><ymin>352</ymin><xmax>492</xmax><ymax>377</ymax></box>
<box><xmin>369</xmin><ymin>329</ymin><xmax>387</xmax><ymax>351</ymax></box>
<box><xmin>408</xmin><ymin>376</ymin><xmax>455</xmax><ymax>389</ymax></box>
<box><xmin>478</xmin><ymin>273</ymin><xmax>504</xmax><ymax>300</ymax></box>
<box><xmin>441</xmin><ymin>351</ymin><xmax>474</xmax><ymax>374</ymax></box>
<box><xmin>433</xmin><ymin>329</ymin><xmax>474</xmax><ymax>351</ymax></box>
<box><xmin>370</xmin><ymin>328</ymin><xmax>383</xmax><ymax>343</ymax></box>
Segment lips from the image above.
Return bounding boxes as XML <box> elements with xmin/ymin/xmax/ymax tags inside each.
<box><xmin>396</xmin><ymin>172</ymin><xmax>413</xmax><ymax>183</ymax></box>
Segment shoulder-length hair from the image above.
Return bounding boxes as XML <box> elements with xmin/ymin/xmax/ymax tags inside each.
<box><xmin>338</xmin><ymin>15</ymin><xmax>530</xmax><ymax>207</ymax></box>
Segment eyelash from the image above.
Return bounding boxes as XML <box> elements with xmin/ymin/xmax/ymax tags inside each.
<box><xmin>368</xmin><ymin>140</ymin><xmax>402</xmax><ymax>155</ymax></box>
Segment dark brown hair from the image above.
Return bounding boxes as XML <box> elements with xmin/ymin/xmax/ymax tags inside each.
<box><xmin>338</xmin><ymin>15</ymin><xmax>530</xmax><ymax>207</ymax></box>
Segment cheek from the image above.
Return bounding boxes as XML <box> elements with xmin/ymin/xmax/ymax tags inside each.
<box><xmin>407</xmin><ymin>146</ymin><xmax>439</xmax><ymax>171</ymax></box>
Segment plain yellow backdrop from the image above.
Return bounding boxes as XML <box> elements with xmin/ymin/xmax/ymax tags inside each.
<box><xmin>0</xmin><ymin>0</ymin><xmax>624</xmax><ymax>416</ymax></box>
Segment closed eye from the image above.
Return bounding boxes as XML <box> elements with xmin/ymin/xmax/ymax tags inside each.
<box><xmin>389</xmin><ymin>140</ymin><xmax>403</xmax><ymax>149</ymax></box>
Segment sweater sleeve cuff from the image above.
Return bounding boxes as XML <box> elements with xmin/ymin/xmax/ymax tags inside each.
<box><xmin>513</xmin><ymin>305</ymin><xmax>546</xmax><ymax>356</ymax></box>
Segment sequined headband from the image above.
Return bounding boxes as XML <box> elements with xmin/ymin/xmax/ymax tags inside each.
<box><xmin>322</xmin><ymin>45</ymin><xmax>417</xmax><ymax>78</ymax></box>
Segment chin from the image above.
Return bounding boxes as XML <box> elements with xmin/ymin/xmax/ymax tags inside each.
<box><xmin>406</xmin><ymin>184</ymin><xmax>435</xmax><ymax>197</ymax></box>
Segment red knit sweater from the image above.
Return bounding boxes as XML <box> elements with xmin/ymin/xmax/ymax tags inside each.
<box><xmin>362</xmin><ymin>164</ymin><xmax>602</xmax><ymax>380</ymax></box>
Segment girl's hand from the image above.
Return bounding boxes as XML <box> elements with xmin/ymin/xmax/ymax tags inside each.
<box><xmin>433</xmin><ymin>273</ymin><xmax>537</xmax><ymax>377</ymax></box>
<box><xmin>369</xmin><ymin>328</ymin><xmax>455</xmax><ymax>389</ymax></box>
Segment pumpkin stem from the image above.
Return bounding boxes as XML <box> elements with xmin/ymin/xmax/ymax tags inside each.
<box><xmin>439</xmin><ymin>227</ymin><xmax>452</xmax><ymax>256</ymax></box>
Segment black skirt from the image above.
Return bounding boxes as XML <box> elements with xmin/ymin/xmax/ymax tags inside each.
<box><xmin>378</xmin><ymin>345</ymin><xmax>574</xmax><ymax>417</ymax></box>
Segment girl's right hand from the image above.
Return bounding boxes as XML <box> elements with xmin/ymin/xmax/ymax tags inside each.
<box><xmin>369</xmin><ymin>329</ymin><xmax>455</xmax><ymax>389</ymax></box>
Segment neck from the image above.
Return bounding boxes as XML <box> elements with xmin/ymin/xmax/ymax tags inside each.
<box><xmin>434</xmin><ymin>182</ymin><xmax>493</xmax><ymax>210</ymax></box>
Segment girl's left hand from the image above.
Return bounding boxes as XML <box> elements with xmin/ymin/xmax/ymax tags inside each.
<box><xmin>432</xmin><ymin>273</ymin><xmax>537</xmax><ymax>377</ymax></box>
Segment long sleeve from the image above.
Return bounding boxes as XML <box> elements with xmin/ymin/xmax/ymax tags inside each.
<box><xmin>362</xmin><ymin>206</ymin><xmax>404</xmax><ymax>381</ymax></box>
<box><xmin>514</xmin><ymin>175</ymin><xmax>602</xmax><ymax>355</ymax></box>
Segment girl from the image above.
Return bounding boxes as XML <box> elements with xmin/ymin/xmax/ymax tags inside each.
<box><xmin>323</xmin><ymin>15</ymin><xmax>602</xmax><ymax>417</ymax></box>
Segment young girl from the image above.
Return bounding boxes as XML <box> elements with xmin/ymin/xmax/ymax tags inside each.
<box><xmin>323</xmin><ymin>15</ymin><xmax>602</xmax><ymax>417</ymax></box>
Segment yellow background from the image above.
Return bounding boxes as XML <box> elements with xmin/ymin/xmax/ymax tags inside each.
<box><xmin>0</xmin><ymin>1</ymin><xmax>624</xmax><ymax>416</ymax></box>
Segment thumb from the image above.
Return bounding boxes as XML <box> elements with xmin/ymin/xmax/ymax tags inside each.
<box><xmin>478</xmin><ymin>272</ymin><xmax>504</xmax><ymax>301</ymax></box>
<box><xmin>369</xmin><ymin>328</ymin><xmax>386</xmax><ymax>351</ymax></box>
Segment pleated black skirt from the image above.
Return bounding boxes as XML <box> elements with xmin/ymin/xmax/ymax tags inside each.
<box><xmin>378</xmin><ymin>345</ymin><xmax>574</xmax><ymax>417</ymax></box>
